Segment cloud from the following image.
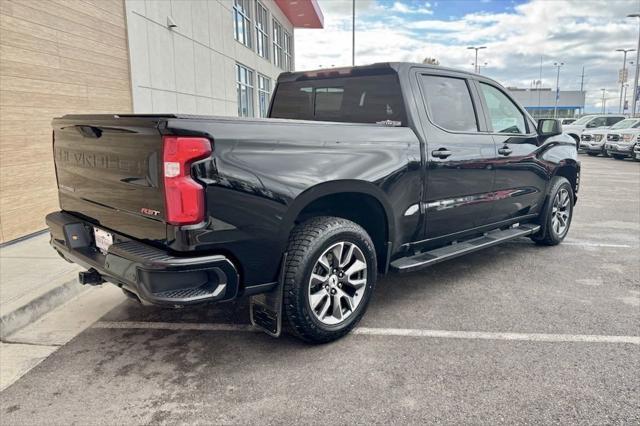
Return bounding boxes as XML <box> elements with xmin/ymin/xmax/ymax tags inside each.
<box><xmin>295</xmin><ymin>0</ymin><xmax>640</xmax><ymax>112</ymax></box>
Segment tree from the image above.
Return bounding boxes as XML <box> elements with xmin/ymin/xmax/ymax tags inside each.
<box><xmin>422</xmin><ymin>57</ymin><xmax>440</xmax><ymax>65</ymax></box>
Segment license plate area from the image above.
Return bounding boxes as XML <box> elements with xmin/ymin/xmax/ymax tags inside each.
<box><xmin>93</xmin><ymin>227</ymin><xmax>113</xmax><ymax>254</ymax></box>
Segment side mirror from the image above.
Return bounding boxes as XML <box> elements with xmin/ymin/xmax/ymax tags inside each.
<box><xmin>586</xmin><ymin>122</ymin><xmax>597</xmax><ymax>128</ymax></box>
<box><xmin>537</xmin><ymin>118</ymin><xmax>562</xmax><ymax>137</ymax></box>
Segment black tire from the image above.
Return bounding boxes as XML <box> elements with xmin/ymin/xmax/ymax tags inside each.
<box><xmin>531</xmin><ymin>177</ymin><xmax>574</xmax><ymax>246</ymax></box>
<box><xmin>283</xmin><ymin>216</ymin><xmax>377</xmax><ymax>343</ymax></box>
<box><xmin>587</xmin><ymin>152</ymin><xmax>598</xmax><ymax>156</ymax></box>
<box><xmin>612</xmin><ymin>154</ymin><xmax>626</xmax><ymax>160</ymax></box>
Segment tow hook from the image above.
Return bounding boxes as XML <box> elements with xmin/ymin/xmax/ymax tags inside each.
<box><xmin>78</xmin><ymin>268</ymin><xmax>105</xmax><ymax>286</ymax></box>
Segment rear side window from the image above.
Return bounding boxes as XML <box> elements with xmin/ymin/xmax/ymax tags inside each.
<box><xmin>606</xmin><ymin>117</ymin><xmax>624</xmax><ymax>126</ymax></box>
<box><xmin>270</xmin><ymin>74</ymin><xmax>407</xmax><ymax>125</ymax></box>
<box><xmin>479</xmin><ymin>83</ymin><xmax>527</xmax><ymax>134</ymax></box>
<box><xmin>420</xmin><ymin>75</ymin><xmax>478</xmax><ymax>132</ymax></box>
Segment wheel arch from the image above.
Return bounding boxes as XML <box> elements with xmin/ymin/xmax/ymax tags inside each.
<box><xmin>282</xmin><ymin>181</ymin><xmax>396</xmax><ymax>273</ymax></box>
<box><xmin>552</xmin><ymin>159</ymin><xmax>580</xmax><ymax>199</ymax></box>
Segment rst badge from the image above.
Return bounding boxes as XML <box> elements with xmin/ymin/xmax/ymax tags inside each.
<box><xmin>140</xmin><ymin>208</ymin><xmax>161</xmax><ymax>217</ymax></box>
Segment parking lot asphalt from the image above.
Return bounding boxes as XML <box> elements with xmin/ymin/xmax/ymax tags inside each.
<box><xmin>1</xmin><ymin>155</ymin><xmax>639</xmax><ymax>424</ymax></box>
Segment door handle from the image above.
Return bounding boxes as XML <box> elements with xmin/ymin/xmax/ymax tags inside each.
<box><xmin>432</xmin><ymin>148</ymin><xmax>452</xmax><ymax>159</ymax></box>
<box><xmin>498</xmin><ymin>146</ymin><xmax>512</xmax><ymax>156</ymax></box>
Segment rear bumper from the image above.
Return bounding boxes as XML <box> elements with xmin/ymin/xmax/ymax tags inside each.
<box><xmin>46</xmin><ymin>211</ymin><xmax>240</xmax><ymax>306</ymax></box>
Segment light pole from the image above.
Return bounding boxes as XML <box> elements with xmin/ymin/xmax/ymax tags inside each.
<box><xmin>467</xmin><ymin>46</ymin><xmax>486</xmax><ymax>73</ymax></box>
<box><xmin>623</xmin><ymin>83</ymin><xmax>629</xmax><ymax>112</ymax></box>
<box><xmin>628</xmin><ymin>13</ymin><xmax>640</xmax><ymax>116</ymax></box>
<box><xmin>352</xmin><ymin>0</ymin><xmax>355</xmax><ymax>66</ymax></box>
<box><xmin>601</xmin><ymin>88</ymin><xmax>607</xmax><ymax>114</ymax></box>
<box><xmin>616</xmin><ymin>48</ymin><xmax>635</xmax><ymax>113</ymax></box>
<box><xmin>553</xmin><ymin>62</ymin><xmax>564</xmax><ymax>118</ymax></box>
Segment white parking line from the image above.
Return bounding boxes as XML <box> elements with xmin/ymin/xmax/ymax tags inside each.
<box><xmin>506</xmin><ymin>239</ymin><xmax>633</xmax><ymax>248</ymax></box>
<box><xmin>93</xmin><ymin>321</ymin><xmax>640</xmax><ymax>345</ymax></box>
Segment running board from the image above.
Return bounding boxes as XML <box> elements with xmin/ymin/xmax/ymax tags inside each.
<box><xmin>390</xmin><ymin>224</ymin><xmax>541</xmax><ymax>273</ymax></box>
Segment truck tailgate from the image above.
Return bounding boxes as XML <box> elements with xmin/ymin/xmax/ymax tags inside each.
<box><xmin>52</xmin><ymin>115</ymin><xmax>169</xmax><ymax>243</ymax></box>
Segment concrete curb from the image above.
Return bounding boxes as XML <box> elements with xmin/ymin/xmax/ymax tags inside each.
<box><xmin>0</xmin><ymin>278</ymin><xmax>87</xmax><ymax>340</ymax></box>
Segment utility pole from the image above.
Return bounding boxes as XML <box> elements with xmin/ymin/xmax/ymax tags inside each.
<box><xmin>553</xmin><ymin>62</ymin><xmax>564</xmax><ymax>118</ymax></box>
<box><xmin>616</xmin><ymin>48</ymin><xmax>635</xmax><ymax>113</ymax></box>
<box><xmin>601</xmin><ymin>88</ymin><xmax>607</xmax><ymax>114</ymax></box>
<box><xmin>467</xmin><ymin>46</ymin><xmax>486</xmax><ymax>73</ymax></box>
<box><xmin>628</xmin><ymin>13</ymin><xmax>640</xmax><ymax>117</ymax></box>
<box><xmin>351</xmin><ymin>0</ymin><xmax>355</xmax><ymax>66</ymax></box>
<box><xmin>537</xmin><ymin>56</ymin><xmax>543</xmax><ymax>117</ymax></box>
<box><xmin>579</xmin><ymin>66</ymin><xmax>585</xmax><ymax>115</ymax></box>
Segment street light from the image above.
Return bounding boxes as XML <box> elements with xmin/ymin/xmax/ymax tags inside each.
<box><xmin>553</xmin><ymin>62</ymin><xmax>564</xmax><ymax>118</ymax></box>
<box><xmin>467</xmin><ymin>46</ymin><xmax>486</xmax><ymax>73</ymax></box>
<box><xmin>616</xmin><ymin>48</ymin><xmax>636</xmax><ymax>113</ymax></box>
<box><xmin>601</xmin><ymin>88</ymin><xmax>607</xmax><ymax>114</ymax></box>
<box><xmin>628</xmin><ymin>13</ymin><xmax>640</xmax><ymax>116</ymax></box>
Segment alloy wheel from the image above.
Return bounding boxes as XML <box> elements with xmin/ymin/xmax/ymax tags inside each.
<box><xmin>307</xmin><ymin>241</ymin><xmax>367</xmax><ymax>325</ymax></box>
<box><xmin>551</xmin><ymin>188</ymin><xmax>571</xmax><ymax>237</ymax></box>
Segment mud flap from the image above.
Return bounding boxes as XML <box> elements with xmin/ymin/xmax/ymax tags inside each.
<box><xmin>250</xmin><ymin>253</ymin><xmax>286</xmax><ymax>337</ymax></box>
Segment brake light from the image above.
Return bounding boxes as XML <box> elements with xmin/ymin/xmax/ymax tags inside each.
<box><xmin>162</xmin><ymin>136</ymin><xmax>212</xmax><ymax>225</ymax></box>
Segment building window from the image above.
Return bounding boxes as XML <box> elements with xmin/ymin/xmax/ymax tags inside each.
<box><xmin>233</xmin><ymin>0</ymin><xmax>252</xmax><ymax>48</ymax></box>
<box><xmin>236</xmin><ymin>63</ymin><xmax>254</xmax><ymax>117</ymax></box>
<box><xmin>273</xmin><ymin>19</ymin><xmax>292</xmax><ymax>71</ymax></box>
<box><xmin>257</xmin><ymin>74</ymin><xmax>271</xmax><ymax>118</ymax></box>
<box><xmin>255</xmin><ymin>1</ymin><xmax>269</xmax><ymax>60</ymax></box>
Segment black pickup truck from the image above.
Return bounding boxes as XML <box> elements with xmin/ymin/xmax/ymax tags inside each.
<box><xmin>47</xmin><ymin>63</ymin><xmax>579</xmax><ymax>343</ymax></box>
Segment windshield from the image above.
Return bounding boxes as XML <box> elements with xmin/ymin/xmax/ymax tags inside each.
<box><xmin>572</xmin><ymin>116</ymin><xmax>595</xmax><ymax>125</ymax></box>
<box><xmin>610</xmin><ymin>119</ymin><xmax>638</xmax><ymax>129</ymax></box>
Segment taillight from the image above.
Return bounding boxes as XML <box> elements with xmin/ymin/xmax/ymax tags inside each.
<box><xmin>162</xmin><ymin>136</ymin><xmax>212</xmax><ymax>225</ymax></box>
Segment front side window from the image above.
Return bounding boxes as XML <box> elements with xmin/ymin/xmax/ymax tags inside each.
<box><xmin>233</xmin><ymin>0</ymin><xmax>252</xmax><ymax>48</ymax></box>
<box><xmin>236</xmin><ymin>63</ymin><xmax>254</xmax><ymax>117</ymax></box>
<box><xmin>255</xmin><ymin>1</ymin><xmax>269</xmax><ymax>59</ymax></box>
<box><xmin>273</xmin><ymin>19</ymin><xmax>292</xmax><ymax>71</ymax></box>
<box><xmin>421</xmin><ymin>75</ymin><xmax>478</xmax><ymax>132</ymax></box>
<box><xmin>257</xmin><ymin>74</ymin><xmax>271</xmax><ymax>118</ymax></box>
<box><xmin>479</xmin><ymin>83</ymin><xmax>527</xmax><ymax>134</ymax></box>
<box><xmin>588</xmin><ymin>117</ymin><xmax>607</xmax><ymax>128</ymax></box>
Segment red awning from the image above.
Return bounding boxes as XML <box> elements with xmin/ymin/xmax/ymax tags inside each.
<box><xmin>274</xmin><ymin>0</ymin><xmax>324</xmax><ymax>28</ymax></box>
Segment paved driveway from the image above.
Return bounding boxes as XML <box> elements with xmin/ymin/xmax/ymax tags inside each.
<box><xmin>1</xmin><ymin>155</ymin><xmax>638</xmax><ymax>424</ymax></box>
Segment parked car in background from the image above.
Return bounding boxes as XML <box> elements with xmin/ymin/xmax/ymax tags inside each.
<box><xmin>580</xmin><ymin>118</ymin><xmax>640</xmax><ymax>157</ymax></box>
<box><xmin>634</xmin><ymin>136</ymin><xmax>640</xmax><ymax>161</ymax></box>
<box><xmin>606</xmin><ymin>123</ymin><xmax>640</xmax><ymax>160</ymax></box>
<box><xmin>559</xmin><ymin>118</ymin><xmax>576</xmax><ymax>125</ymax></box>
<box><xmin>563</xmin><ymin>115</ymin><xmax>626</xmax><ymax>148</ymax></box>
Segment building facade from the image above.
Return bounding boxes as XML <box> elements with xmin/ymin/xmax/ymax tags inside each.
<box><xmin>0</xmin><ymin>0</ymin><xmax>323</xmax><ymax>243</ymax></box>
<box><xmin>506</xmin><ymin>87</ymin><xmax>586</xmax><ymax>119</ymax></box>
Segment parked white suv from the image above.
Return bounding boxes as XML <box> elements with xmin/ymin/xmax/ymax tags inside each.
<box><xmin>605</xmin><ymin>123</ymin><xmax>640</xmax><ymax>160</ymax></box>
<box><xmin>580</xmin><ymin>118</ymin><xmax>640</xmax><ymax>157</ymax></box>
<box><xmin>563</xmin><ymin>115</ymin><xmax>626</xmax><ymax>148</ymax></box>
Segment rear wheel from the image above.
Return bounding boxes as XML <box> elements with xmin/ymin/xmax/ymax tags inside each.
<box><xmin>531</xmin><ymin>177</ymin><xmax>574</xmax><ymax>246</ymax></box>
<box><xmin>587</xmin><ymin>152</ymin><xmax>598</xmax><ymax>156</ymax></box>
<box><xmin>283</xmin><ymin>217</ymin><xmax>377</xmax><ymax>343</ymax></box>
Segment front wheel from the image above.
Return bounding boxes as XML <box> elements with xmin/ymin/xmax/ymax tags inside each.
<box><xmin>283</xmin><ymin>217</ymin><xmax>377</xmax><ymax>343</ymax></box>
<box><xmin>531</xmin><ymin>177</ymin><xmax>574</xmax><ymax>246</ymax></box>
<box><xmin>587</xmin><ymin>152</ymin><xmax>598</xmax><ymax>157</ymax></box>
<box><xmin>612</xmin><ymin>154</ymin><xmax>626</xmax><ymax>160</ymax></box>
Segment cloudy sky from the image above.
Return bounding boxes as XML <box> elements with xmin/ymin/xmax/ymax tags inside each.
<box><xmin>294</xmin><ymin>0</ymin><xmax>640</xmax><ymax>112</ymax></box>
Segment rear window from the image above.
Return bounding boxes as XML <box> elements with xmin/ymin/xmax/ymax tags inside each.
<box><xmin>270</xmin><ymin>74</ymin><xmax>407</xmax><ymax>126</ymax></box>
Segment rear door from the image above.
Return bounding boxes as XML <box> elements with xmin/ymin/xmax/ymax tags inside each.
<box><xmin>473</xmin><ymin>80</ymin><xmax>546</xmax><ymax>223</ymax></box>
<box><xmin>414</xmin><ymin>71</ymin><xmax>497</xmax><ymax>240</ymax></box>
<box><xmin>53</xmin><ymin>115</ymin><xmax>168</xmax><ymax>242</ymax></box>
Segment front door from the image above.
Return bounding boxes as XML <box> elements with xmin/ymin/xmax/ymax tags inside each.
<box><xmin>416</xmin><ymin>72</ymin><xmax>497</xmax><ymax>240</ymax></box>
<box><xmin>474</xmin><ymin>81</ymin><xmax>547</xmax><ymax>223</ymax></box>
